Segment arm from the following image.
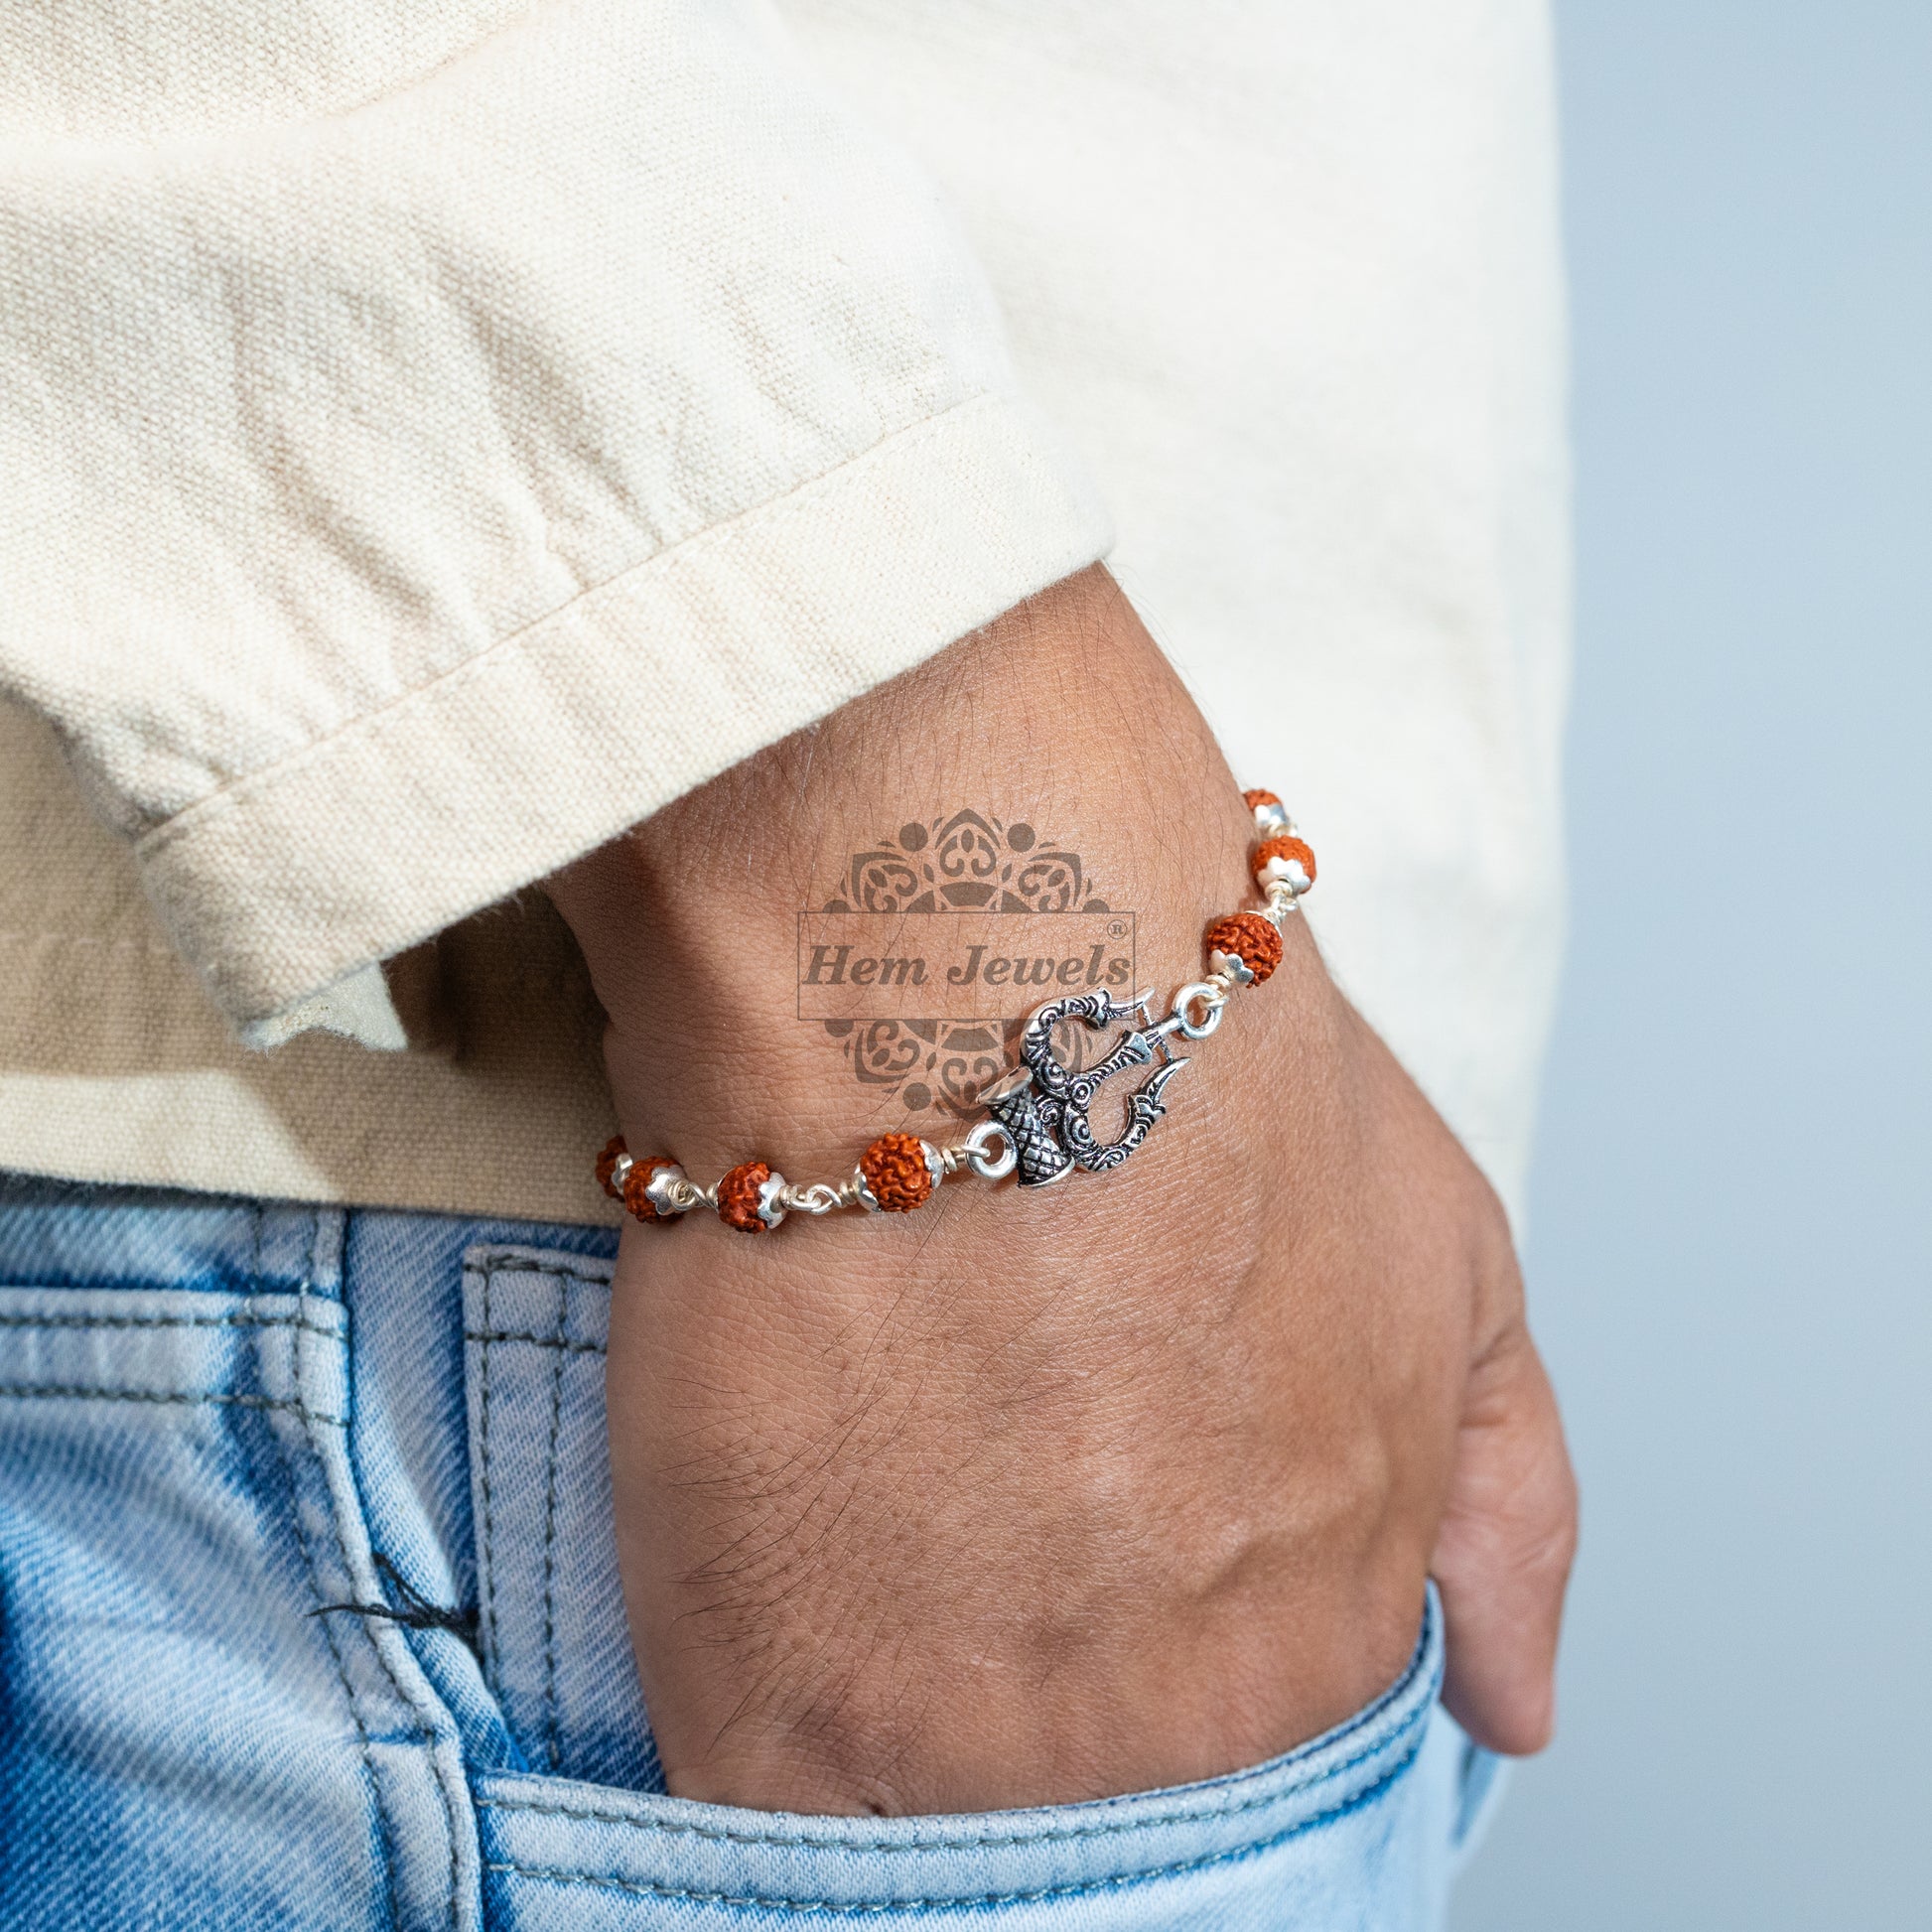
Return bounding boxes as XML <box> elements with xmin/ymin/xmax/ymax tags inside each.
<box><xmin>549</xmin><ymin>565</ymin><xmax>1576</xmax><ymax>1814</ymax></box>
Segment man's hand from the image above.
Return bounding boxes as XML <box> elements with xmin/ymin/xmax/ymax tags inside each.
<box><xmin>547</xmin><ymin>567</ymin><xmax>1576</xmax><ymax>1815</ymax></box>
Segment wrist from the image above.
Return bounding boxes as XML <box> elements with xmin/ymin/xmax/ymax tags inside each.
<box><xmin>550</xmin><ymin>566</ymin><xmax>1304</xmax><ymax>1176</ymax></box>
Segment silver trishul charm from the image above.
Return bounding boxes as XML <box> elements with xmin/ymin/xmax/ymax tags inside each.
<box><xmin>981</xmin><ymin>991</ymin><xmax>1186</xmax><ymax>1187</ymax></box>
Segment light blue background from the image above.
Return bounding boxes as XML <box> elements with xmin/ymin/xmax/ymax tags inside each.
<box><xmin>1453</xmin><ymin>2</ymin><xmax>1932</xmax><ymax>1924</ymax></box>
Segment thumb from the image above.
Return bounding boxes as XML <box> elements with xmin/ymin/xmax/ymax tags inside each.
<box><xmin>1432</xmin><ymin>1319</ymin><xmax>1578</xmax><ymax>1754</ymax></box>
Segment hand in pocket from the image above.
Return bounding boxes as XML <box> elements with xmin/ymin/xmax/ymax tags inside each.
<box><xmin>551</xmin><ymin>569</ymin><xmax>1577</xmax><ymax>1815</ymax></box>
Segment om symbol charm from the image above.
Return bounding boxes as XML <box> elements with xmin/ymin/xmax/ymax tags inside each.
<box><xmin>981</xmin><ymin>991</ymin><xmax>1190</xmax><ymax>1187</ymax></box>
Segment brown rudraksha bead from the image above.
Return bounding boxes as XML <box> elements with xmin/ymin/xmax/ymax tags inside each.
<box><xmin>596</xmin><ymin>1135</ymin><xmax>627</xmax><ymax>1200</ymax></box>
<box><xmin>717</xmin><ymin>1160</ymin><xmax>778</xmax><ymax>1233</ymax></box>
<box><xmin>860</xmin><ymin>1133</ymin><xmax>937</xmax><ymax>1212</ymax></box>
<box><xmin>1203</xmin><ymin>910</ymin><xmax>1285</xmax><ymax>985</ymax></box>
<box><xmin>621</xmin><ymin>1155</ymin><xmax>685</xmax><ymax>1223</ymax></box>
<box><xmin>1254</xmin><ymin>835</ymin><xmax>1316</xmax><ymax>891</ymax></box>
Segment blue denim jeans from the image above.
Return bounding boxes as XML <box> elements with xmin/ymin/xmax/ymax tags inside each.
<box><xmin>0</xmin><ymin>1175</ymin><xmax>1501</xmax><ymax>1928</ymax></box>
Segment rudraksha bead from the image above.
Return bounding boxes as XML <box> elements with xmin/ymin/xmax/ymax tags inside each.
<box><xmin>621</xmin><ymin>1155</ymin><xmax>686</xmax><ymax>1223</ymax></box>
<box><xmin>1254</xmin><ymin>835</ymin><xmax>1316</xmax><ymax>893</ymax></box>
<box><xmin>596</xmin><ymin>1135</ymin><xmax>627</xmax><ymax>1200</ymax></box>
<box><xmin>1204</xmin><ymin>910</ymin><xmax>1285</xmax><ymax>984</ymax></box>
<box><xmin>717</xmin><ymin>1160</ymin><xmax>781</xmax><ymax>1232</ymax></box>
<box><xmin>1243</xmin><ymin>787</ymin><xmax>1292</xmax><ymax>836</ymax></box>
<box><xmin>859</xmin><ymin>1133</ymin><xmax>938</xmax><ymax>1212</ymax></box>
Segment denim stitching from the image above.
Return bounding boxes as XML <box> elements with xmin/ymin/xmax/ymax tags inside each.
<box><xmin>298</xmin><ymin>1210</ymin><xmax>463</xmax><ymax>1932</ymax></box>
<box><xmin>539</xmin><ymin>1272</ymin><xmax>568</xmax><ymax>1773</ymax></box>
<box><xmin>0</xmin><ymin>1385</ymin><xmax>346</xmax><ymax>1427</ymax></box>
<box><xmin>477</xmin><ymin>1266</ymin><xmax>499</xmax><ymax>1677</ymax></box>
<box><xmin>479</xmin><ymin>1725</ymin><xmax>1425</xmax><ymax>1914</ymax></box>
<box><xmin>462</xmin><ymin>1256</ymin><xmax>613</xmax><ymax>1291</ymax></box>
<box><xmin>0</xmin><ymin>1311</ymin><xmax>344</xmax><ymax>1337</ymax></box>
<box><xmin>475</xmin><ymin>1713</ymin><xmax>1419</xmax><ymax>1857</ymax></box>
<box><xmin>469</xmin><ymin>1254</ymin><xmax>613</xmax><ymax>1680</ymax></box>
<box><xmin>475</xmin><ymin>1610</ymin><xmax>1437</xmax><ymax>1855</ymax></box>
<box><xmin>261</xmin><ymin>1206</ymin><xmax>402</xmax><ymax>1932</ymax></box>
<box><xmin>461</xmin><ymin>1330</ymin><xmax>606</xmax><ymax>1356</ymax></box>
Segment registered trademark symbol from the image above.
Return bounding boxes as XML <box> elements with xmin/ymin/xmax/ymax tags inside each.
<box><xmin>1107</xmin><ymin>919</ymin><xmax>1127</xmax><ymax>939</ymax></box>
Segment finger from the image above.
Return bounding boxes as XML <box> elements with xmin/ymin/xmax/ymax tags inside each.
<box><xmin>1432</xmin><ymin>1321</ymin><xmax>1578</xmax><ymax>1754</ymax></box>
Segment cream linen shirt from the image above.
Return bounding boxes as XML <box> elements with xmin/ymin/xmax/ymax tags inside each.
<box><xmin>0</xmin><ymin>0</ymin><xmax>1569</xmax><ymax>1228</ymax></box>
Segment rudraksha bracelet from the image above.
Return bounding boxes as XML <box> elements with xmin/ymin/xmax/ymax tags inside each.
<box><xmin>598</xmin><ymin>788</ymin><xmax>1315</xmax><ymax>1232</ymax></box>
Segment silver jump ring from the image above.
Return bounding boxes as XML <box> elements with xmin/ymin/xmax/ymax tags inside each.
<box><xmin>1171</xmin><ymin>981</ymin><xmax>1227</xmax><ymax>1040</ymax></box>
<box><xmin>962</xmin><ymin>1119</ymin><xmax>1018</xmax><ymax>1180</ymax></box>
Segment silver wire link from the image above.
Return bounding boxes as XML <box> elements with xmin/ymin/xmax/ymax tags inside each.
<box><xmin>780</xmin><ymin>1181</ymin><xmax>848</xmax><ymax>1216</ymax></box>
<box><xmin>1263</xmin><ymin>881</ymin><xmax>1301</xmax><ymax>927</ymax></box>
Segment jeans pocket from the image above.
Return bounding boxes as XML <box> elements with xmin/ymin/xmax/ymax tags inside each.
<box><xmin>468</xmin><ymin>1591</ymin><xmax>1453</xmax><ymax>1931</ymax></box>
<box><xmin>452</xmin><ymin>1240</ymin><xmax>1478</xmax><ymax>1928</ymax></box>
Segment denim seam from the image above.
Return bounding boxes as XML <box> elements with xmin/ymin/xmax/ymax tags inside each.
<box><xmin>462</xmin><ymin>1330</ymin><xmax>606</xmax><ymax>1356</ymax></box>
<box><xmin>478</xmin><ymin>1724</ymin><xmax>1426</xmax><ymax>1914</ymax></box>
<box><xmin>475</xmin><ymin>1716</ymin><xmax>1415</xmax><ymax>1857</ymax></box>
<box><xmin>300</xmin><ymin>1210</ymin><xmax>464</xmax><ymax>1932</ymax></box>
<box><xmin>0</xmin><ymin>1311</ymin><xmax>344</xmax><ymax>1336</ymax></box>
<box><xmin>0</xmin><ymin>1384</ymin><xmax>347</xmax><ymax>1427</ymax></box>
<box><xmin>539</xmin><ymin>1273</ymin><xmax>569</xmax><ymax>1773</ymax></box>
<box><xmin>0</xmin><ymin>1268</ymin><xmax>334</xmax><ymax>1297</ymax></box>
<box><xmin>468</xmin><ymin>1254</ymin><xmax>614</xmax><ymax>1681</ymax></box>
<box><xmin>474</xmin><ymin>1614</ymin><xmax>1436</xmax><ymax>1855</ymax></box>
<box><xmin>464</xmin><ymin>1256</ymin><xmax>614</xmax><ymax>1291</ymax></box>
<box><xmin>477</xmin><ymin>1268</ymin><xmax>500</xmax><ymax>1678</ymax></box>
<box><xmin>261</xmin><ymin>1207</ymin><xmax>403</xmax><ymax>1932</ymax></box>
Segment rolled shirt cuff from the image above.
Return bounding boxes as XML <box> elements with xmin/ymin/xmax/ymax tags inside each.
<box><xmin>127</xmin><ymin>390</ymin><xmax>1111</xmax><ymax>1035</ymax></box>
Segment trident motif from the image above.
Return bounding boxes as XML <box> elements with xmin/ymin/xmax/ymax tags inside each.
<box><xmin>981</xmin><ymin>991</ymin><xmax>1187</xmax><ymax>1187</ymax></box>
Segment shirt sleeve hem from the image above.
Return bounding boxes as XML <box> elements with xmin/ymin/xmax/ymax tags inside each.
<box><xmin>133</xmin><ymin>390</ymin><xmax>1113</xmax><ymax>1030</ymax></box>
